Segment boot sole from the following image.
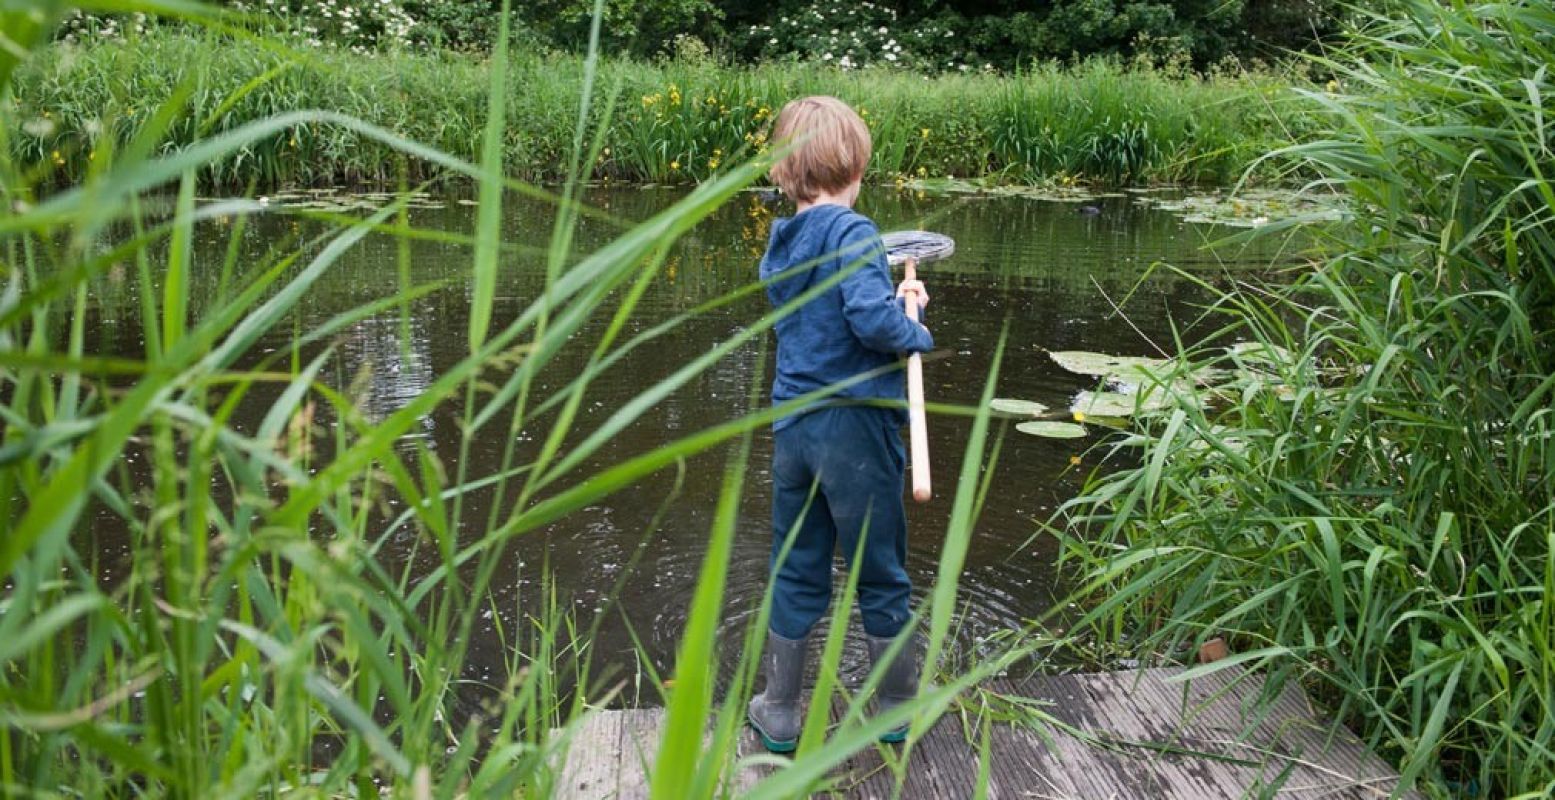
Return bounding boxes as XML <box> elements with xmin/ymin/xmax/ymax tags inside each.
<box><xmin>748</xmin><ymin>720</ymin><xmax>797</xmax><ymax>753</ymax></box>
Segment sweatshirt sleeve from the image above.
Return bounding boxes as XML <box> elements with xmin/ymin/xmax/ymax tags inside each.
<box><xmin>836</xmin><ymin>221</ymin><xmax>935</xmax><ymax>354</ymax></box>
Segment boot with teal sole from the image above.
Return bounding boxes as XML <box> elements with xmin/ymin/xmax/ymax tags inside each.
<box><xmin>747</xmin><ymin>630</ymin><xmax>807</xmax><ymax>753</ymax></box>
<box><xmin>865</xmin><ymin>632</ymin><xmax>920</xmax><ymax>744</ymax></box>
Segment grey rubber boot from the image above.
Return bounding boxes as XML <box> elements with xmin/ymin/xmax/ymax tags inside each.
<box><xmin>747</xmin><ymin>630</ymin><xmax>807</xmax><ymax>753</ymax></box>
<box><xmin>864</xmin><ymin>632</ymin><xmax>921</xmax><ymax>743</ymax></box>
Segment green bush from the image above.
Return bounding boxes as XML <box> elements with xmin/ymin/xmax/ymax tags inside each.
<box><xmin>224</xmin><ymin>0</ymin><xmax>419</xmax><ymax>50</ymax></box>
<box><xmin>730</xmin><ymin>0</ymin><xmax>958</xmax><ymax>72</ymax></box>
<box><xmin>1059</xmin><ymin>1</ymin><xmax>1555</xmax><ymax>795</ymax></box>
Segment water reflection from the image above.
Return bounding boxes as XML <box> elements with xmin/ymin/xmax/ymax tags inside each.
<box><xmin>82</xmin><ymin>187</ymin><xmax>1293</xmax><ymax>693</ymax></box>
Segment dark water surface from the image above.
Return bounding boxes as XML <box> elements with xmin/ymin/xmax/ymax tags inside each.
<box><xmin>84</xmin><ymin>187</ymin><xmax>1291</xmax><ymax>698</ymax></box>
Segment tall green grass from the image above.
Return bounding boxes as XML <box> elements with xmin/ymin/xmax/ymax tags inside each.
<box><xmin>1</xmin><ymin>1</ymin><xmax>1031</xmax><ymax>796</ymax></box>
<box><xmin>1056</xmin><ymin>1</ymin><xmax>1555</xmax><ymax>796</ymax></box>
<box><xmin>8</xmin><ymin>26</ymin><xmax>1306</xmax><ymax>190</ymax></box>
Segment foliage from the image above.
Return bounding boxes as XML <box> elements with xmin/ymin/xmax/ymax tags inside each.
<box><xmin>57</xmin><ymin>8</ymin><xmax>151</xmax><ymax>43</ymax></box>
<box><xmin>715</xmin><ymin>0</ymin><xmax>1349</xmax><ymax>69</ymax></box>
<box><xmin>1</xmin><ymin>0</ymin><xmax>1034</xmax><ymax>796</ymax></box>
<box><xmin>225</xmin><ymin>0</ymin><xmax>419</xmax><ymax>50</ymax></box>
<box><xmin>401</xmin><ymin>0</ymin><xmax>538</xmax><ymax>51</ymax></box>
<box><xmin>730</xmin><ymin>0</ymin><xmax>958</xmax><ymax>71</ymax></box>
<box><xmin>79</xmin><ymin>0</ymin><xmax>1348</xmax><ymax>68</ymax></box>
<box><xmin>985</xmin><ymin>0</ymin><xmax>1275</xmax><ymax>66</ymax></box>
<box><xmin>7</xmin><ymin>27</ymin><xmax>1307</xmax><ymax>189</ymax></box>
<box><xmin>1057</xmin><ymin>0</ymin><xmax>1555</xmax><ymax>795</ymax></box>
<box><xmin>519</xmin><ymin>0</ymin><xmax>723</xmax><ymax>55</ymax></box>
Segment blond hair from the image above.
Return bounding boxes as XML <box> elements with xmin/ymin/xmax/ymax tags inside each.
<box><xmin>768</xmin><ymin>96</ymin><xmax>871</xmax><ymax>203</ymax></box>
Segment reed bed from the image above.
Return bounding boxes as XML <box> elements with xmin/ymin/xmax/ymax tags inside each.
<box><xmin>9</xmin><ymin>26</ymin><xmax>1305</xmax><ymax>190</ymax></box>
<box><xmin>0</xmin><ymin>2</ymin><xmax>1032</xmax><ymax>796</ymax></box>
<box><xmin>1056</xmin><ymin>1</ymin><xmax>1555</xmax><ymax>796</ymax></box>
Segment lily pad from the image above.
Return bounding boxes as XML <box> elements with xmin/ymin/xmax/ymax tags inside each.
<box><xmin>1226</xmin><ymin>341</ymin><xmax>1295</xmax><ymax>366</ymax></box>
<box><xmin>1071</xmin><ymin>390</ymin><xmax>1171</xmax><ymax>418</ymax></box>
<box><xmin>1016</xmin><ymin>421</ymin><xmax>1088</xmax><ymax>439</ymax></box>
<box><xmin>1135</xmin><ymin>188</ymin><xmax>1345</xmax><ymax>228</ymax></box>
<box><xmin>902</xmin><ymin>178</ymin><xmax>1123</xmax><ymax>204</ymax></box>
<box><xmin>1048</xmin><ymin>350</ymin><xmax>1170</xmax><ymax>379</ymax></box>
<box><xmin>1187</xmin><ymin>426</ymin><xmax>1249</xmax><ymax>455</ymax></box>
<box><xmin>1227</xmin><ymin>369</ymin><xmax>1297</xmax><ymax>402</ymax></box>
<box><xmin>990</xmin><ymin>398</ymin><xmax>1049</xmax><ymax>416</ymax></box>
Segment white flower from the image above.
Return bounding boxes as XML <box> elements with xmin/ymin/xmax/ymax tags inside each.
<box><xmin>822</xmin><ymin>53</ymin><xmax>832</xmax><ymax>60</ymax></box>
<box><xmin>884</xmin><ymin>52</ymin><xmax>897</xmax><ymax>61</ymax></box>
<box><xmin>877</xmin><ymin>26</ymin><xmax>887</xmax><ymax>34</ymax></box>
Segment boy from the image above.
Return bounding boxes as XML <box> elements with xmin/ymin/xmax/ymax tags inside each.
<box><xmin>747</xmin><ymin>96</ymin><xmax>933</xmax><ymax>753</ymax></box>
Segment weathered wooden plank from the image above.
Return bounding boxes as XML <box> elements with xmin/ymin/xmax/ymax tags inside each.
<box><xmin>555</xmin><ymin>709</ymin><xmax>625</xmax><ymax>800</ymax></box>
<box><xmin>614</xmin><ymin>708</ymin><xmax>663</xmax><ymax>800</ymax></box>
<box><xmin>995</xmin><ymin>675</ymin><xmax>1122</xmax><ymax>799</ymax></box>
<box><xmin>1157</xmin><ymin>667</ymin><xmax>1408</xmax><ymax>800</ymax></box>
<box><xmin>1013</xmin><ymin>668</ymin><xmax>1423</xmax><ymax>800</ymax></box>
<box><xmin>556</xmin><ymin>667</ymin><xmax>1420</xmax><ymax>799</ymax></box>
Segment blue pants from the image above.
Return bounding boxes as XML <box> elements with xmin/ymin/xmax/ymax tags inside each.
<box><xmin>768</xmin><ymin>406</ymin><xmax>912</xmax><ymax>640</ymax></box>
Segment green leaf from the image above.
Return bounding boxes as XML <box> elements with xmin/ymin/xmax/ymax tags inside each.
<box><xmin>989</xmin><ymin>398</ymin><xmax>1048</xmax><ymax>416</ymax></box>
<box><xmin>1015</xmin><ymin>421</ymin><xmax>1088</xmax><ymax>439</ymax></box>
<box><xmin>1047</xmin><ymin>350</ymin><xmax>1168</xmax><ymax>379</ymax></box>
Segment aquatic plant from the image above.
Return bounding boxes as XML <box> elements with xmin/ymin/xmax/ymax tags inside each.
<box><xmin>1056</xmin><ymin>1</ymin><xmax>1555</xmax><ymax>795</ymax></box>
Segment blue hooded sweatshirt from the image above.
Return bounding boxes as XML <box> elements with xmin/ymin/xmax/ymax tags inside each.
<box><xmin>759</xmin><ymin>204</ymin><xmax>934</xmax><ymax>430</ymax></box>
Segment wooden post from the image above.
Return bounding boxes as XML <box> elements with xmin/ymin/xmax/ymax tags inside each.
<box><xmin>1198</xmin><ymin>637</ymin><xmax>1230</xmax><ymax>664</ymax></box>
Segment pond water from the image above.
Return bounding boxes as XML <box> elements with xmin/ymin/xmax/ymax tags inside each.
<box><xmin>83</xmin><ymin>186</ymin><xmax>1295</xmax><ymax>700</ymax></box>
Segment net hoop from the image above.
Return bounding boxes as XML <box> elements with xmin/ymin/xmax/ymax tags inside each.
<box><xmin>882</xmin><ymin>230</ymin><xmax>955</xmax><ymax>266</ymax></box>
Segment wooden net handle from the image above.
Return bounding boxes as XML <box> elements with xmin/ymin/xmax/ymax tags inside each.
<box><xmin>902</xmin><ymin>259</ymin><xmax>931</xmax><ymax>504</ymax></box>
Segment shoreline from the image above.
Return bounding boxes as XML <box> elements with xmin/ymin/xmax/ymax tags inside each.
<box><xmin>10</xmin><ymin>29</ymin><xmax>1311</xmax><ymax>194</ymax></box>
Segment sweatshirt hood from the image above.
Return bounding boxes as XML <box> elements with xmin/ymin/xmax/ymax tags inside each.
<box><xmin>760</xmin><ymin>204</ymin><xmax>853</xmax><ymax>306</ymax></box>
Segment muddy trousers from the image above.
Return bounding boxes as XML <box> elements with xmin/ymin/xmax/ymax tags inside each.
<box><xmin>768</xmin><ymin>406</ymin><xmax>913</xmax><ymax>641</ymax></box>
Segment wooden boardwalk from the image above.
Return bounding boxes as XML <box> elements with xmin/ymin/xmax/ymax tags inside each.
<box><xmin>557</xmin><ymin>666</ymin><xmax>1418</xmax><ymax>799</ymax></box>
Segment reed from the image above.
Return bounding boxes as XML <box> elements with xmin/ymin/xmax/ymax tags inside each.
<box><xmin>8</xmin><ymin>25</ymin><xmax>1305</xmax><ymax>190</ymax></box>
<box><xmin>1055</xmin><ymin>1</ymin><xmax>1555</xmax><ymax>796</ymax></box>
<box><xmin>0</xmin><ymin>1</ymin><xmax>1032</xmax><ymax>796</ymax></box>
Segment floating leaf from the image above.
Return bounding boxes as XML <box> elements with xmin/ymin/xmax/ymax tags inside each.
<box><xmin>903</xmin><ymin>177</ymin><xmax>1123</xmax><ymax>204</ymax></box>
<box><xmin>1048</xmin><ymin>350</ymin><xmax>1169</xmax><ymax>379</ymax></box>
<box><xmin>1233</xmin><ymin>370</ymin><xmax>1297</xmax><ymax>401</ymax></box>
<box><xmin>1070</xmin><ymin>390</ymin><xmax>1172</xmax><ymax>418</ymax></box>
<box><xmin>1015</xmin><ymin>421</ymin><xmax>1087</xmax><ymax>439</ymax></box>
<box><xmin>1135</xmin><ymin>189</ymin><xmax>1345</xmax><ymax>228</ymax></box>
<box><xmin>1188</xmin><ymin>435</ymin><xmax>1248</xmax><ymax>455</ymax></box>
<box><xmin>1226</xmin><ymin>341</ymin><xmax>1295</xmax><ymax>366</ymax></box>
<box><xmin>990</xmin><ymin>398</ymin><xmax>1048</xmax><ymax>416</ymax></box>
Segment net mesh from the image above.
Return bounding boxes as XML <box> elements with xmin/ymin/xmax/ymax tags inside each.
<box><xmin>881</xmin><ymin>231</ymin><xmax>955</xmax><ymax>265</ymax></box>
